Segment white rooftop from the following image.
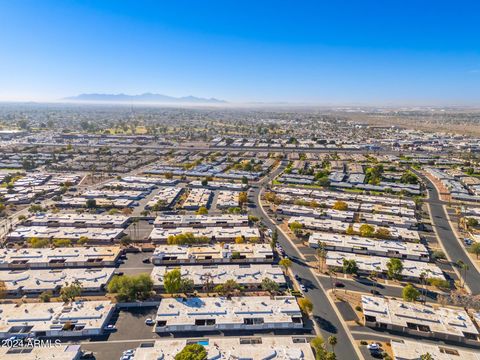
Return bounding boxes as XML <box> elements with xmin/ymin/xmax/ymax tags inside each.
<box><xmin>0</xmin><ymin>246</ymin><xmax>121</xmax><ymax>268</ymax></box>
<box><xmin>391</xmin><ymin>339</ymin><xmax>480</xmax><ymax>360</ymax></box>
<box><xmin>0</xmin><ymin>300</ymin><xmax>114</xmax><ymax>337</ymax></box>
<box><xmin>151</xmin><ymin>264</ymin><xmax>285</xmax><ymax>287</ymax></box>
<box><xmin>0</xmin><ymin>267</ymin><xmax>115</xmax><ymax>292</ymax></box>
<box><xmin>132</xmin><ymin>336</ymin><xmax>315</xmax><ymax>360</ymax></box>
<box><xmin>155</xmin><ymin>296</ymin><xmax>302</xmax><ymax>330</ymax></box>
<box><xmin>362</xmin><ymin>295</ymin><xmax>479</xmax><ymax>339</ymax></box>
<box><xmin>326</xmin><ymin>251</ymin><xmax>444</xmax><ymax>280</ymax></box>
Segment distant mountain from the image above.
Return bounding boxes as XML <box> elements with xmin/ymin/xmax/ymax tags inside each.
<box><xmin>63</xmin><ymin>93</ymin><xmax>227</xmax><ymax>104</ymax></box>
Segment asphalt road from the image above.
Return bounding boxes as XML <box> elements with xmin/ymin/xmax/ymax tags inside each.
<box><xmin>250</xmin><ymin>161</ymin><xmax>361</xmax><ymax>360</ymax></box>
<box><xmin>418</xmin><ymin>172</ymin><xmax>480</xmax><ymax>294</ymax></box>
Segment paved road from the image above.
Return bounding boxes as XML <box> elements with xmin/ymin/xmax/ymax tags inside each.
<box><xmin>417</xmin><ymin>171</ymin><xmax>480</xmax><ymax>294</ymax></box>
<box><xmin>250</xmin><ymin>161</ymin><xmax>361</xmax><ymax>360</ymax></box>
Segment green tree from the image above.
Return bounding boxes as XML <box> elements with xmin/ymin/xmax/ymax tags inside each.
<box><xmin>107</xmin><ymin>273</ymin><xmax>153</xmax><ymax>301</ymax></box>
<box><xmin>471</xmin><ymin>242</ymin><xmax>480</xmax><ymax>259</ymax></box>
<box><xmin>386</xmin><ymin>258</ymin><xmax>403</xmax><ymax>280</ymax></box>
<box><xmin>279</xmin><ymin>258</ymin><xmax>292</xmax><ymax>272</ymax></box>
<box><xmin>374</xmin><ymin>227</ymin><xmax>391</xmax><ymax>239</ymax></box>
<box><xmin>402</xmin><ymin>283</ymin><xmax>420</xmax><ymax>302</ymax></box>
<box><xmin>332</xmin><ymin>201</ymin><xmax>348</xmax><ymax>211</ymax></box>
<box><xmin>359</xmin><ymin>224</ymin><xmax>375</xmax><ymax>237</ymax></box>
<box><xmin>298</xmin><ymin>297</ymin><xmax>313</xmax><ymax>314</ymax></box>
<box><xmin>78</xmin><ymin>236</ymin><xmax>90</xmax><ymax>245</ymax></box>
<box><xmin>289</xmin><ymin>221</ymin><xmax>303</xmax><ymax>234</ymax></box>
<box><xmin>426</xmin><ymin>278</ymin><xmax>450</xmax><ymax>290</ymax></box>
<box><xmin>420</xmin><ymin>353</ymin><xmax>433</xmax><ymax>360</ymax></box>
<box><xmin>60</xmin><ymin>280</ymin><xmax>83</xmax><ymax>302</ymax></box>
<box><xmin>431</xmin><ymin>250</ymin><xmax>446</xmax><ymax>261</ymax></box>
<box><xmin>214</xmin><ymin>279</ymin><xmax>241</xmax><ymax>297</ymax></box>
<box><xmin>167</xmin><ymin>233</ymin><xmax>210</xmax><ymax>245</ymax></box>
<box><xmin>163</xmin><ymin>268</ymin><xmax>194</xmax><ymax>294</ymax></box>
<box><xmin>261</xmin><ymin>278</ymin><xmax>280</xmax><ymax>295</ymax></box>
<box><xmin>196</xmin><ymin>206</ymin><xmax>209</xmax><ymax>215</ymax></box>
<box><xmin>53</xmin><ymin>238</ymin><xmax>72</xmax><ymax>247</ymax></box>
<box><xmin>28</xmin><ymin>204</ymin><xmax>45</xmax><ymax>213</ymax></box>
<box><xmin>238</xmin><ymin>192</ymin><xmax>248</xmax><ymax>206</ymax></box>
<box><xmin>27</xmin><ymin>237</ymin><xmax>50</xmax><ymax>248</ymax></box>
<box><xmin>310</xmin><ymin>336</ymin><xmax>325</xmax><ymax>354</ymax></box>
<box><xmin>466</xmin><ymin>218</ymin><xmax>479</xmax><ymax>228</ymax></box>
<box><xmin>86</xmin><ymin>198</ymin><xmax>97</xmax><ymax>209</ymax></box>
<box><xmin>400</xmin><ymin>171</ymin><xmax>419</xmax><ymax>184</ymax></box>
<box><xmin>327</xmin><ymin>336</ymin><xmax>337</xmax><ymax>353</ymax></box>
<box><xmin>174</xmin><ymin>344</ymin><xmax>207</xmax><ymax>360</ymax></box>
<box><xmin>342</xmin><ymin>259</ymin><xmax>358</xmax><ymax>275</ymax></box>
<box><xmin>39</xmin><ymin>290</ymin><xmax>52</xmax><ymax>302</ymax></box>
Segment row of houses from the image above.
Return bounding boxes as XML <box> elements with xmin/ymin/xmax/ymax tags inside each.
<box><xmin>130</xmin><ymin>336</ymin><xmax>314</xmax><ymax>360</ymax></box>
<box><xmin>362</xmin><ymin>295</ymin><xmax>480</xmax><ymax>345</ymax></box>
<box><xmin>288</xmin><ymin>216</ymin><xmax>420</xmax><ymax>242</ymax></box>
<box><xmin>273</xmin><ymin>187</ymin><xmax>416</xmax><ymax>208</ymax></box>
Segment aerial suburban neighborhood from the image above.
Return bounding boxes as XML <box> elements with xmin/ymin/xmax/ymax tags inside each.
<box><xmin>1</xmin><ymin>1</ymin><xmax>480</xmax><ymax>359</ymax></box>
<box><xmin>0</xmin><ymin>104</ymin><xmax>478</xmax><ymax>360</ymax></box>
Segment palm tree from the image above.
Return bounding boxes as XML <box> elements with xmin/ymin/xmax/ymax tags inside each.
<box><xmin>279</xmin><ymin>258</ymin><xmax>292</xmax><ymax>272</ymax></box>
<box><xmin>456</xmin><ymin>260</ymin><xmax>470</xmax><ymax>288</ymax></box>
<box><xmin>317</xmin><ymin>241</ymin><xmax>327</xmax><ymax>272</ymax></box>
<box><xmin>327</xmin><ymin>335</ymin><xmax>337</xmax><ymax>353</ymax></box>
<box><xmin>419</xmin><ymin>271</ymin><xmax>427</xmax><ymax>304</ymax></box>
<box><xmin>420</xmin><ymin>353</ymin><xmax>433</xmax><ymax>360</ymax></box>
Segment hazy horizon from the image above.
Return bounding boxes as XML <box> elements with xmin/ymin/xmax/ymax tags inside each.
<box><xmin>1</xmin><ymin>1</ymin><xmax>479</xmax><ymax>105</ymax></box>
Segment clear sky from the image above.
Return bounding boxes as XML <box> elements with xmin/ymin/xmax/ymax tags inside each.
<box><xmin>1</xmin><ymin>0</ymin><xmax>479</xmax><ymax>105</ymax></box>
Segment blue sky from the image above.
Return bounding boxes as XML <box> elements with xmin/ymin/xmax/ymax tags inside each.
<box><xmin>1</xmin><ymin>0</ymin><xmax>479</xmax><ymax>104</ymax></box>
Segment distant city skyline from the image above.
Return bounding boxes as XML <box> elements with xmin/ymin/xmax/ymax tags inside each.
<box><xmin>0</xmin><ymin>1</ymin><xmax>479</xmax><ymax>105</ymax></box>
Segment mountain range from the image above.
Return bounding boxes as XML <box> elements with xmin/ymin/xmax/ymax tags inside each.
<box><xmin>64</xmin><ymin>93</ymin><xmax>226</xmax><ymax>104</ymax></box>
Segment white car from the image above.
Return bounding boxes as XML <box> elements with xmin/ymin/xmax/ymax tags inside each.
<box><xmin>122</xmin><ymin>349</ymin><xmax>135</xmax><ymax>356</ymax></box>
<box><xmin>145</xmin><ymin>318</ymin><xmax>155</xmax><ymax>326</ymax></box>
<box><xmin>367</xmin><ymin>343</ymin><xmax>380</xmax><ymax>351</ymax></box>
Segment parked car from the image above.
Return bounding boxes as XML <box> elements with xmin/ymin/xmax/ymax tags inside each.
<box><xmin>145</xmin><ymin>318</ymin><xmax>155</xmax><ymax>326</ymax></box>
<box><xmin>105</xmin><ymin>324</ymin><xmax>117</xmax><ymax>331</ymax></box>
<box><xmin>80</xmin><ymin>351</ymin><xmax>95</xmax><ymax>359</ymax></box>
<box><xmin>367</xmin><ymin>343</ymin><xmax>380</xmax><ymax>351</ymax></box>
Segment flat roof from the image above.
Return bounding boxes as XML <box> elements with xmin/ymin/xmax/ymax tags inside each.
<box><xmin>0</xmin><ymin>267</ymin><xmax>115</xmax><ymax>292</ymax></box>
<box><xmin>149</xmin><ymin>226</ymin><xmax>260</xmax><ymax>241</ymax></box>
<box><xmin>391</xmin><ymin>339</ymin><xmax>480</xmax><ymax>360</ymax></box>
<box><xmin>151</xmin><ymin>264</ymin><xmax>285</xmax><ymax>287</ymax></box>
<box><xmin>26</xmin><ymin>213</ymin><xmax>129</xmax><ymax>227</ymax></box>
<box><xmin>155</xmin><ymin>296</ymin><xmax>302</xmax><ymax>329</ymax></box>
<box><xmin>8</xmin><ymin>226</ymin><xmax>124</xmax><ymax>242</ymax></box>
<box><xmin>132</xmin><ymin>336</ymin><xmax>315</xmax><ymax>360</ymax></box>
<box><xmin>0</xmin><ymin>300</ymin><xmax>114</xmax><ymax>336</ymax></box>
<box><xmin>182</xmin><ymin>188</ymin><xmax>212</xmax><ymax>208</ymax></box>
<box><xmin>327</xmin><ymin>251</ymin><xmax>444</xmax><ymax>280</ymax></box>
<box><xmin>0</xmin><ymin>246</ymin><xmax>121</xmax><ymax>268</ymax></box>
<box><xmin>154</xmin><ymin>214</ymin><xmax>248</xmax><ymax>227</ymax></box>
<box><xmin>0</xmin><ymin>344</ymin><xmax>81</xmax><ymax>360</ymax></box>
<box><xmin>151</xmin><ymin>243</ymin><xmax>273</xmax><ymax>262</ymax></box>
<box><xmin>362</xmin><ymin>295</ymin><xmax>478</xmax><ymax>338</ymax></box>
<box><xmin>309</xmin><ymin>232</ymin><xmax>428</xmax><ymax>258</ymax></box>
